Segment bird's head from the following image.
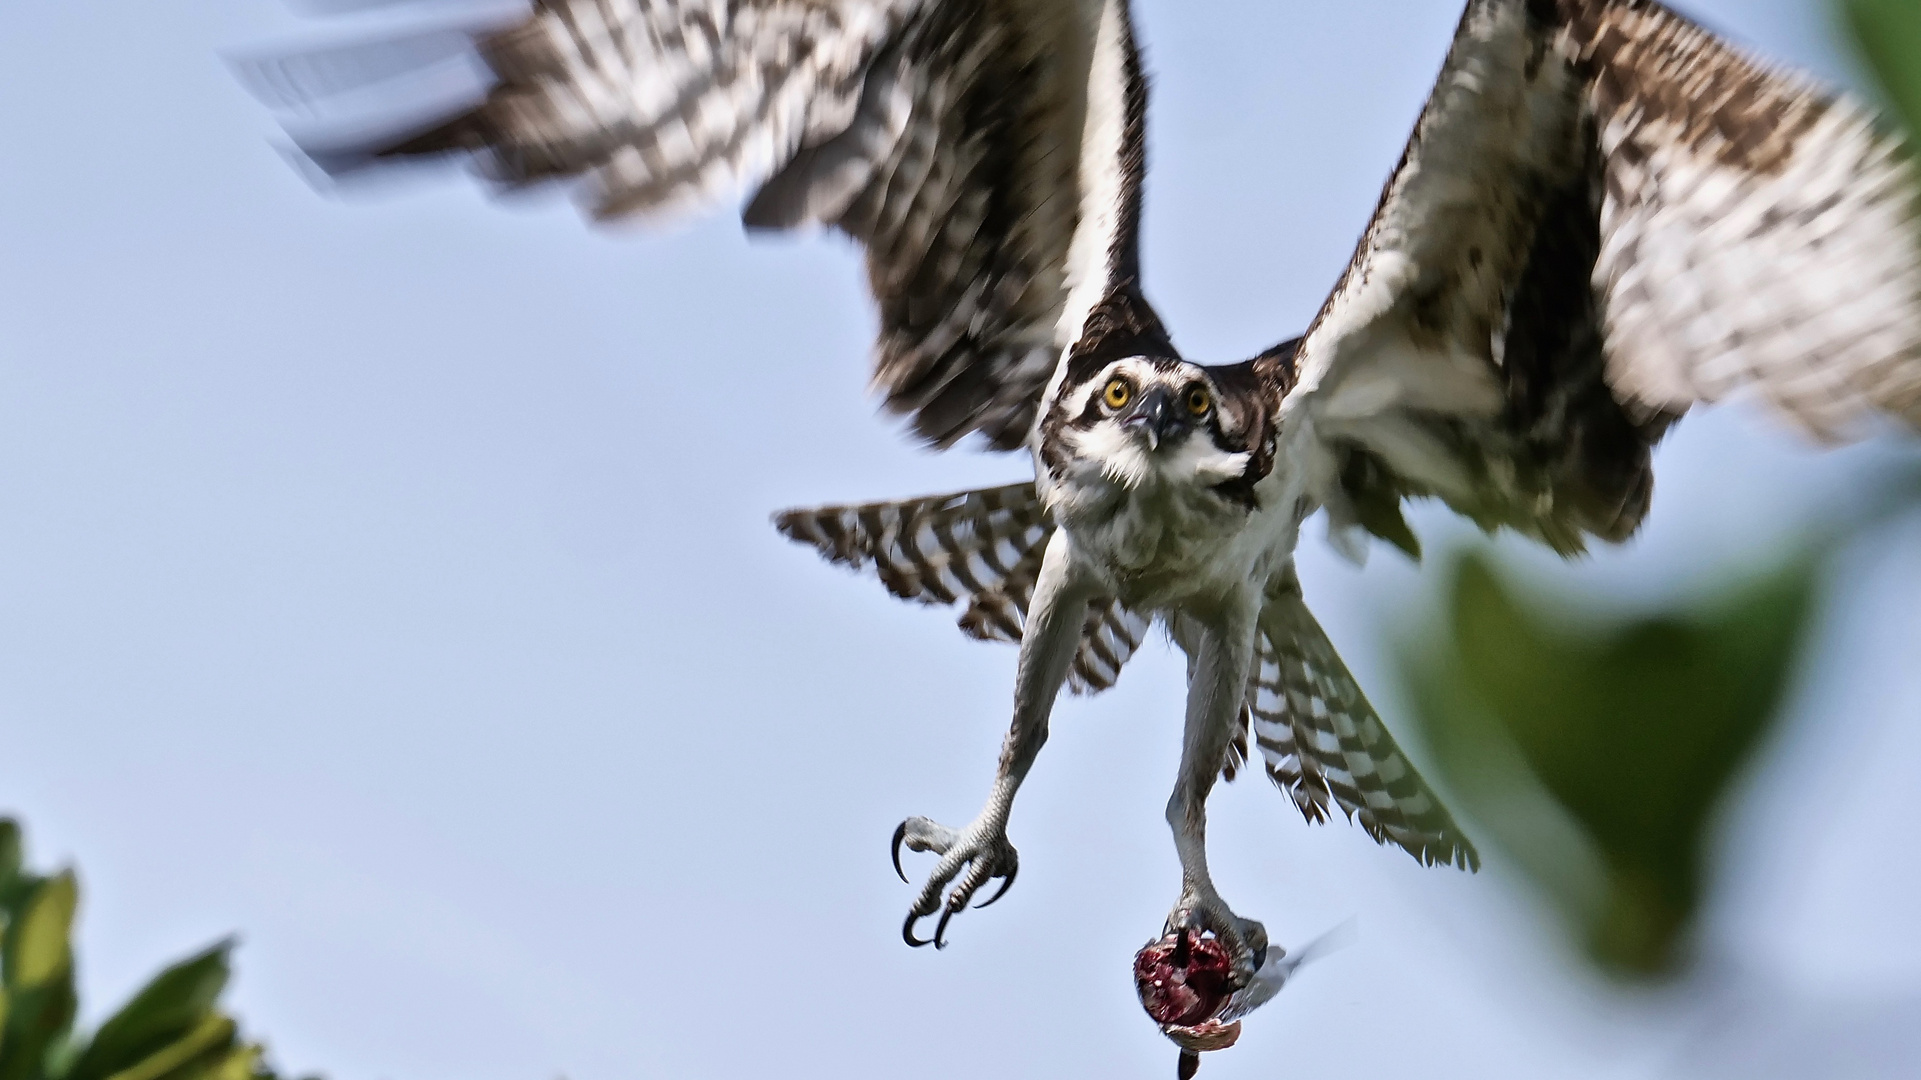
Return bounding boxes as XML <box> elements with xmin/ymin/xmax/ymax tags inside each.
<box><xmin>1047</xmin><ymin>355</ymin><xmax>1255</xmax><ymax>492</ymax></box>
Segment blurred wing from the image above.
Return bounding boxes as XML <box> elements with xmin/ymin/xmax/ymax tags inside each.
<box><xmin>1573</xmin><ymin>2</ymin><xmax>1921</xmax><ymax>434</ymax></box>
<box><xmin>242</xmin><ymin>0</ymin><xmax>1153</xmax><ymax>451</ymax></box>
<box><xmin>1216</xmin><ymin>920</ymin><xmax>1356</xmax><ymax>1024</ymax></box>
<box><xmin>1284</xmin><ymin>0</ymin><xmax>1921</xmax><ymax>556</ymax></box>
<box><xmin>774</xmin><ymin>483</ymin><xmax>1150</xmax><ymax>692</ymax></box>
<box><xmin>1237</xmin><ymin>572</ymin><xmax>1477</xmax><ymax>870</ymax></box>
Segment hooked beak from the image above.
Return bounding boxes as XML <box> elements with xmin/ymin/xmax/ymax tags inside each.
<box><xmin>1124</xmin><ymin>387</ymin><xmax>1190</xmax><ymax>450</ymax></box>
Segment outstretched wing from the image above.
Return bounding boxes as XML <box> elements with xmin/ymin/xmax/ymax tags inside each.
<box><xmin>1238</xmin><ymin>572</ymin><xmax>1478</xmax><ymax>870</ymax></box>
<box><xmin>238</xmin><ymin>0</ymin><xmax>1153</xmax><ymax>451</ymax></box>
<box><xmin>774</xmin><ymin>483</ymin><xmax>1151</xmax><ymax>692</ymax></box>
<box><xmin>1282</xmin><ymin>0</ymin><xmax>1921</xmax><ymax>556</ymax></box>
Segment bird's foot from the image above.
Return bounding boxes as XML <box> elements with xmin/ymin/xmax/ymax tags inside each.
<box><xmin>1166</xmin><ymin>892</ymin><xmax>1268</xmax><ymax>989</ymax></box>
<box><xmin>891</xmin><ymin>814</ymin><xmax>1019</xmax><ymax>948</ymax></box>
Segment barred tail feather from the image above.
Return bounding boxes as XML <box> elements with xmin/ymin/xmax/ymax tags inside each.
<box><xmin>774</xmin><ymin>483</ymin><xmax>1149</xmax><ymax>693</ymax></box>
<box><xmin>1070</xmin><ymin>601</ymin><xmax>1152</xmax><ymax>695</ymax></box>
<box><xmin>774</xmin><ymin>483</ymin><xmax>1047</xmax><ymax>605</ymax></box>
<box><xmin>1245</xmin><ymin>573</ymin><xmax>1478</xmax><ymax>871</ymax></box>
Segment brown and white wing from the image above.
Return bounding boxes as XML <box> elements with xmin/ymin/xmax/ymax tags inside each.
<box><xmin>239</xmin><ymin>0</ymin><xmax>1153</xmax><ymax>451</ymax></box>
<box><xmin>1175</xmin><ymin>574</ymin><xmax>1478</xmax><ymax>870</ymax></box>
<box><xmin>774</xmin><ymin>484</ymin><xmax>1150</xmax><ymax>692</ymax></box>
<box><xmin>1282</xmin><ymin>0</ymin><xmax>1921</xmax><ymax>556</ymax></box>
<box><xmin>1572</xmin><ymin>2</ymin><xmax>1921</xmax><ymax>434</ymax></box>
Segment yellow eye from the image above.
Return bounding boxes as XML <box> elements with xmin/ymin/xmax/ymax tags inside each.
<box><xmin>1185</xmin><ymin>385</ymin><xmax>1212</xmax><ymax>416</ymax></box>
<box><xmin>1103</xmin><ymin>378</ymin><xmax>1133</xmax><ymax>410</ymax></box>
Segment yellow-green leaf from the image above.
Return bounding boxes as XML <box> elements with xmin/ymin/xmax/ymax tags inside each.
<box><xmin>9</xmin><ymin>874</ymin><xmax>77</xmax><ymax>991</ymax></box>
<box><xmin>203</xmin><ymin>1045</ymin><xmax>261</xmax><ymax>1080</ymax></box>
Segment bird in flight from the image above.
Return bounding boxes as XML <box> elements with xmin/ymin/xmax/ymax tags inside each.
<box><xmin>244</xmin><ymin>0</ymin><xmax>1921</xmax><ymax>1024</ymax></box>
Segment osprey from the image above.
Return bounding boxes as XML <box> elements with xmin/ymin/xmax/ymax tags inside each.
<box><xmin>248</xmin><ymin>0</ymin><xmax>1921</xmax><ymax>995</ymax></box>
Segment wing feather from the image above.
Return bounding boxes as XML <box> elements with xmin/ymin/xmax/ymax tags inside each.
<box><xmin>1283</xmin><ymin>0</ymin><xmax>1921</xmax><ymax>557</ymax></box>
<box><xmin>1564</xmin><ymin>1</ymin><xmax>1921</xmax><ymax>437</ymax></box>
<box><xmin>240</xmin><ymin>0</ymin><xmax>1150</xmax><ymax>451</ymax></box>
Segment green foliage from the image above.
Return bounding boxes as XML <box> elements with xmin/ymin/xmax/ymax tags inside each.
<box><xmin>1399</xmin><ymin>551</ymin><xmax>1818</xmax><ymax>977</ymax></box>
<box><xmin>0</xmin><ymin>820</ymin><xmax>307</xmax><ymax>1080</ymax></box>
<box><xmin>1845</xmin><ymin>0</ymin><xmax>1921</xmax><ymax>135</ymax></box>
<box><xmin>0</xmin><ymin>868</ymin><xmax>78</xmax><ymax>1080</ymax></box>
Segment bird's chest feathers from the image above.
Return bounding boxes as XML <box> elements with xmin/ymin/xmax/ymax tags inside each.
<box><xmin>1051</xmin><ymin>473</ymin><xmax>1252</xmax><ymax>605</ymax></box>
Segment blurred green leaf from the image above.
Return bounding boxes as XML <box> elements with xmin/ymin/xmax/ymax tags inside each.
<box><xmin>66</xmin><ymin>944</ymin><xmax>233</xmax><ymax>1080</ymax></box>
<box><xmin>0</xmin><ymin>982</ymin><xmax>79</xmax><ymax>1080</ymax></box>
<box><xmin>1402</xmin><ymin>550</ymin><xmax>1816</xmax><ymax>976</ymax></box>
<box><xmin>101</xmin><ymin>1015</ymin><xmax>235</xmax><ymax>1080</ymax></box>
<box><xmin>6</xmin><ymin>876</ymin><xmax>76</xmax><ymax>993</ymax></box>
<box><xmin>0</xmin><ymin>823</ymin><xmax>308</xmax><ymax>1080</ymax></box>
<box><xmin>0</xmin><ymin>822</ymin><xmax>21</xmax><ymax>900</ymax></box>
<box><xmin>212</xmin><ymin>1047</ymin><xmax>262</xmax><ymax>1080</ymax></box>
<box><xmin>0</xmin><ymin>874</ymin><xmax>81</xmax><ymax>1080</ymax></box>
<box><xmin>41</xmin><ymin>1035</ymin><xmax>80</xmax><ymax>1080</ymax></box>
<box><xmin>1845</xmin><ymin>0</ymin><xmax>1921</xmax><ymax>134</ymax></box>
<box><xmin>1</xmin><ymin>823</ymin><xmax>38</xmax><ymax>954</ymax></box>
<box><xmin>192</xmin><ymin>1045</ymin><xmax>264</xmax><ymax>1080</ymax></box>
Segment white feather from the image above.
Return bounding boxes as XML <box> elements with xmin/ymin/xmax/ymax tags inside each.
<box><xmin>1055</xmin><ymin>0</ymin><xmax>1133</xmax><ymax>348</ymax></box>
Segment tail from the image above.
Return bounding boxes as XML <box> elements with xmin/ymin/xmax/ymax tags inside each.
<box><xmin>774</xmin><ymin>484</ymin><xmax>1150</xmax><ymax>693</ymax></box>
<box><xmin>1243</xmin><ymin>572</ymin><xmax>1479</xmax><ymax>870</ymax></box>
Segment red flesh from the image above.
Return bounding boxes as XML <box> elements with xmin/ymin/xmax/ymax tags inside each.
<box><xmin>1133</xmin><ymin>930</ymin><xmax>1235</xmax><ymax>1028</ymax></box>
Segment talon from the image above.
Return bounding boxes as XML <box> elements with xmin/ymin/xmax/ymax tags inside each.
<box><xmin>890</xmin><ymin>817</ymin><xmax>1016</xmax><ymax>951</ymax></box>
<box><xmin>890</xmin><ymin>822</ymin><xmax>910</xmax><ymax>883</ymax></box>
<box><xmin>903</xmin><ymin>911</ymin><xmax>934</xmax><ymax>948</ymax></box>
<box><xmin>974</xmin><ymin>864</ymin><xmax>1017</xmax><ymax>909</ymax></box>
<box><xmin>933</xmin><ymin>904</ymin><xmax>958</xmax><ymax>949</ymax></box>
<box><xmin>1161</xmin><ymin>897</ymin><xmax>1266</xmax><ymax>990</ymax></box>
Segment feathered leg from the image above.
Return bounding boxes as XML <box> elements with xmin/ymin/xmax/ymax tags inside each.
<box><xmin>1164</xmin><ymin>593</ymin><xmax>1268</xmax><ymax>986</ymax></box>
<box><xmin>894</xmin><ymin>530</ymin><xmax>1093</xmax><ymax>948</ymax></box>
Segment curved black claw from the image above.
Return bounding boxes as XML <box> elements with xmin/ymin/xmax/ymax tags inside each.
<box><xmin>974</xmin><ymin>863</ymin><xmax>1018</xmax><ymax>909</ymax></box>
<box><xmin>931</xmin><ymin>907</ymin><xmax>952</xmax><ymax>948</ymax></box>
<box><xmin>903</xmin><ymin>910</ymin><xmax>935</xmax><ymax>948</ymax></box>
<box><xmin>891</xmin><ymin>816</ymin><xmax>1015</xmax><ymax>950</ymax></box>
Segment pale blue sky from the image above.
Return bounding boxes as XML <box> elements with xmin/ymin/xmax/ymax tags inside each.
<box><xmin>3</xmin><ymin>2</ymin><xmax>1917</xmax><ymax>1078</ymax></box>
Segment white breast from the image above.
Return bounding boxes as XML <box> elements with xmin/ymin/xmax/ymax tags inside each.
<box><xmin>1044</xmin><ymin>461</ymin><xmax>1305</xmax><ymax>612</ymax></box>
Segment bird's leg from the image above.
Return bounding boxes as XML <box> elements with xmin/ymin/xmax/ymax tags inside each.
<box><xmin>895</xmin><ymin>530</ymin><xmax>1091</xmax><ymax>948</ymax></box>
<box><xmin>1164</xmin><ymin>597</ymin><xmax>1268</xmax><ymax>986</ymax></box>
